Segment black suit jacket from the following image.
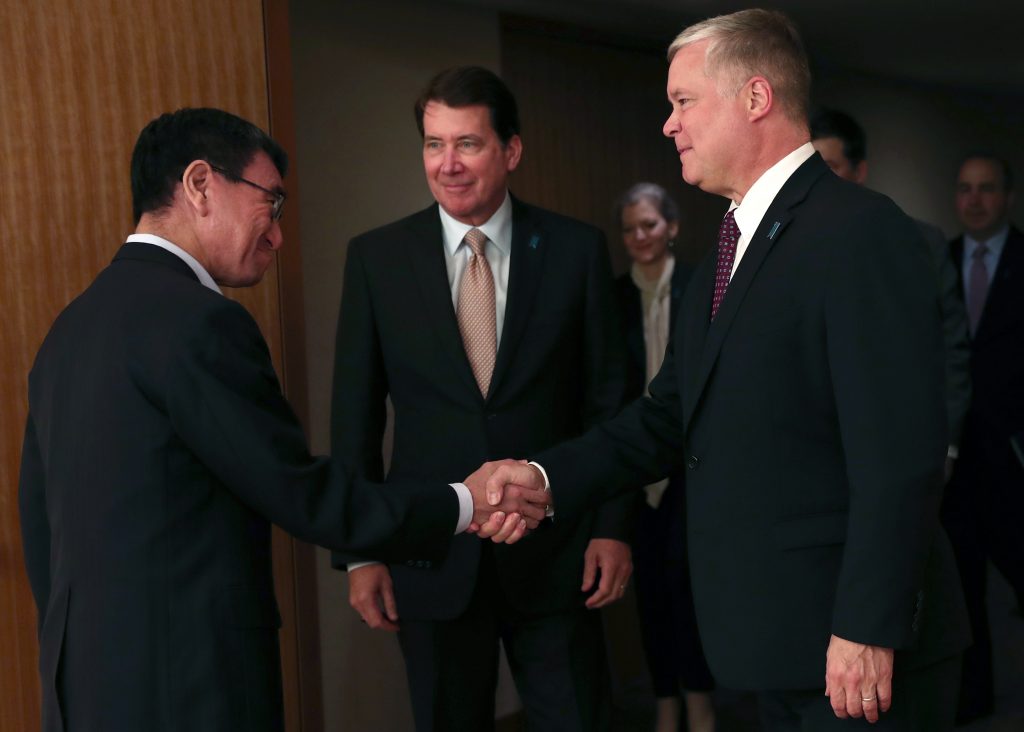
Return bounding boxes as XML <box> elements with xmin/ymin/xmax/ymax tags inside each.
<box><xmin>18</xmin><ymin>243</ymin><xmax>458</xmax><ymax>732</ymax></box>
<box><xmin>536</xmin><ymin>154</ymin><xmax>970</xmax><ymax>690</ymax></box>
<box><xmin>616</xmin><ymin>258</ymin><xmax>693</xmax><ymax>401</ymax></box>
<box><xmin>330</xmin><ymin>197</ymin><xmax>629</xmax><ymax>619</ymax></box>
<box><xmin>951</xmin><ymin>226</ymin><xmax>1024</xmax><ymax>474</ymax></box>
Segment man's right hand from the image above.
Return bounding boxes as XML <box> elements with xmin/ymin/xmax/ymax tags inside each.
<box><xmin>464</xmin><ymin>459</ymin><xmax>550</xmax><ymax>543</ymax></box>
<box><xmin>348</xmin><ymin>564</ymin><xmax>399</xmax><ymax>632</ymax></box>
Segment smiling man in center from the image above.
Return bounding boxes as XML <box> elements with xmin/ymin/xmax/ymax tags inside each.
<box><xmin>329</xmin><ymin>66</ymin><xmax>631</xmax><ymax>731</ymax></box>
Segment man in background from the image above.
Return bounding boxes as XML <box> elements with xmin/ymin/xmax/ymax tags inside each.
<box><xmin>810</xmin><ymin>107</ymin><xmax>972</xmax><ymax>480</ymax></box>
<box><xmin>18</xmin><ymin>107</ymin><xmax>541</xmax><ymax>732</ymax></box>
<box><xmin>331</xmin><ymin>67</ymin><xmax>631</xmax><ymax>731</ymax></box>
<box><xmin>943</xmin><ymin>152</ymin><xmax>1024</xmax><ymax>724</ymax></box>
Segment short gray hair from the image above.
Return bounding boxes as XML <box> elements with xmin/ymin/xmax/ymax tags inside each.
<box><xmin>667</xmin><ymin>8</ymin><xmax>810</xmax><ymax>125</ymax></box>
<box><xmin>614</xmin><ymin>182</ymin><xmax>680</xmax><ymax>228</ymax></box>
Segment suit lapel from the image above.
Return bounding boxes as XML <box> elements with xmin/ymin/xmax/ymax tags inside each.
<box><xmin>489</xmin><ymin>197</ymin><xmax>547</xmax><ymax>400</ymax></box>
<box><xmin>403</xmin><ymin>205</ymin><xmax>481</xmax><ymax>397</ymax></box>
<box><xmin>683</xmin><ymin>154</ymin><xmax>827</xmax><ymax>433</ymax></box>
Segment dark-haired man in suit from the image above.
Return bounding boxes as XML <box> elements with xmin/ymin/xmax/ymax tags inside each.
<box><xmin>943</xmin><ymin>152</ymin><xmax>1024</xmax><ymax>724</ymax></box>
<box><xmin>331</xmin><ymin>66</ymin><xmax>630</xmax><ymax>731</ymax></box>
<box><xmin>18</xmin><ymin>107</ymin><xmax>544</xmax><ymax>732</ymax></box>
<box><xmin>488</xmin><ymin>9</ymin><xmax>969</xmax><ymax>731</ymax></box>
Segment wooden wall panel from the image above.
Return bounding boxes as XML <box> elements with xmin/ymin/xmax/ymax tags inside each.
<box><xmin>501</xmin><ymin>17</ymin><xmax>725</xmax><ymax>273</ymax></box>
<box><xmin>0</xmin><ymin>1</ymin><xmax>299</xmax><ymax>730</ymax></box>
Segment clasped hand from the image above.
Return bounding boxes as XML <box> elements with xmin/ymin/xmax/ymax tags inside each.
<box><xmin>463</xmin><ymin>459</ymin><xmax>549</xmax><ymax>544</ymax></box>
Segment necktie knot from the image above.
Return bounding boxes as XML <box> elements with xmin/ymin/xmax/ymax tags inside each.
<box><xmin>972</xmin><ymin>243</ymin><xmax>989</xmax><ymax>260</ymax></box>
<box><xmin>464</xmin><ymin>228</ymin><xmax>487</xmax><ymax>258</ymax></box>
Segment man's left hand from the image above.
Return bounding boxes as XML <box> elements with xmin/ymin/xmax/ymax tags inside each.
<box><xmin>825</xmin><ymin>634</ymin><xmax>894</xmax><ymax>723</ymax></box>
<box><xmin>581</xmin><ymin>538</ymin><xmax>632</xmax><ymax>609</ymax></box>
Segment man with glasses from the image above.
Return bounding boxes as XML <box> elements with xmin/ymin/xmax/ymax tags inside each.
<box><xmin>18</xmin><ymin>107</ymin><xmax>546</xmax><ymax>732</ymax></box>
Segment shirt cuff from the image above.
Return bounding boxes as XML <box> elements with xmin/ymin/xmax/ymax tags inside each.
<box><xmin>947</xmin><ymin>445</ymin><xmax>959</xmax><ymax>460</ymax></box>
<box><xmin>347</xmin><ymin>561</ymin><xmax>381</xmax><ymax>572</ymax></box>
<box><xmin>527</xmin><ymin>461</ymin><xmax>554</xmax><ymax>518</ymax></box>
<box><xmin>451</xmin><ymin>483</ymin><xmax>473</xmax><ymax>533</ymax></box>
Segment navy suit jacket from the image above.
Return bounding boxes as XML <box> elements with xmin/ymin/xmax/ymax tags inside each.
<box><xmin>536</xmin><ymin>154</ymin><xmax>970</xmax><ymax>690</ymax></box>
<box><xmin>19</xmin><ymin>243</ymin><xmax>458</xmax><ymax>732</ymax></box>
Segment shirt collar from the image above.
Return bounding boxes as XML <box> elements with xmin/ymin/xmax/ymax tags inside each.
<box><xmin>126</xmin><ymin>233</ymin><xmax>222</xmax><ymax>294</ymax></box>
<box><xmin>439</xmin><ymin>192</ymin><xmax>513</xmax><ymax>257</ymax></box>
<box><xmin>964</xmin><ymin>224</ymin><xmax>1010</xmax><ymax>260</ymax></box>
<box><xmin>731</xmin><ymin>142</ymin><xmax>816</xmax><ymax>239</ymax></box>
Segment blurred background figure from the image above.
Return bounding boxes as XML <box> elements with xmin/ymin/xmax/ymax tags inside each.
<box><xmin>943</xmin><ymin>153</ymin><xmax>1024</xmax><ymax>726</ymax></box>
<box><xmin>614</xmin><ymin>182</ymin><xmax>715</xmax><ymax>732</ymax></box>
<box><xmin>810</xmin><ymin>107</ymin><xmax>972</xmax><ymax>482</ymax></box>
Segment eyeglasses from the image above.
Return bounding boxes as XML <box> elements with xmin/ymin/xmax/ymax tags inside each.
<box><xmin>209</xmin><ymin>164</ymin><xmax>286</xmax><ymax>221</ymax></box>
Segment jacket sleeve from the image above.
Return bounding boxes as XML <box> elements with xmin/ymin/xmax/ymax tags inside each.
<box><xmin>165</xmin><ymin>294</ymin><xmax>457</xmax><ymax>565</ymax></box>
<box><xmin>579</xmin><ymin>231</ymin><xmax>636</xmax><ymax>541</ymax></box>
<box><xmin>826</xmin><ymin>204</ymin><xmax>947</xmax><ymax>649</ymax></box>
<box><xmin>326</xmin><ymin>239</ymin><xmax>392</xmax><ymax>569</ymax></box>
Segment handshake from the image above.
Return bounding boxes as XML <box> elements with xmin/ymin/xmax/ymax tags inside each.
<box><xmin>462</xmin><ymin>459</ymin><xmax>549</xmax><ymax>544</ymax></box>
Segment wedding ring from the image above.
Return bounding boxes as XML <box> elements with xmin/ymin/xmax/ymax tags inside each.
<box><xmin>861</xmin><ymin>695</ymin><xmax>876</xmax><ymax>702</ymax></box>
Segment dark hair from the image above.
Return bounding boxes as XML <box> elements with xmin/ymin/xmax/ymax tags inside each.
<box><xmin>130</xmin><ymin>108</ymin><xmax>288</xmax><ymax>224</ymax></box>
<box><xmin>809</xmin><ymin>107</ymin><xmax>867</xmax><ymax>166</ymax></box>
<box><xmin>614</xmin><ymin>182</ymin><xmax>680</xmax><ymax>228</ymax></box>
<box><xmin>413</xmin><ymin>66</ymin><xmax>520</xmax><ymax>145</ymax></box>
<box><xmin>957</xmin><ymin>151</ymin><xmax>1014</xmax><ymax>191</ymax></box>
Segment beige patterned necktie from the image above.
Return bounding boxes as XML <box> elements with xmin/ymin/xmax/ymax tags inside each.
<box><xmin>457</xmin><ymin>228</ymin><xmax>496</xmax><ymax>396</ymax></box>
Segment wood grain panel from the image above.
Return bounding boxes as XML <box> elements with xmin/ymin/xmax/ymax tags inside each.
<box><xmin>501</xmin><ymin>16</ymin><xmax>725</xmax><ymax>274</ymax></box>
<box><xmin>0</xmin><ymin>1</ymin><xmax>291</xmax><ymax>730</ymax></box>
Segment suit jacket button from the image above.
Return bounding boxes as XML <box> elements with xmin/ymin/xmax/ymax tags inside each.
<box><xmin>687</xmin><ymin>455</ymin><xmax>699</xmax><ymax>469</ymax></box>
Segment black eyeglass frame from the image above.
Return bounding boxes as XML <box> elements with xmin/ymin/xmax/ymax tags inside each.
<box><xmin>209</xmin><ymin>163</ymin><xmax>286</xmax><ymax>221</ymax></box>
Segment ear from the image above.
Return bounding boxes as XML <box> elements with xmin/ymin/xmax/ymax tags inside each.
<box><xmin>745</xmin><ymin>76</ymin><xmax>773</xmax><ymax>122</ymax></box>
<box><xmin>181</xmin><ymin>160</ymin><xmax>213</xmax><ymax>217</ymax></box>
<box><xmin>667</xmin><ymin>220</ymin><xmax>679</xmax><ymax>240</ymax></box>
<box><xmin>504</xmin><ymin>135</ymin><xmax>524</xmax><ymax>172</ymax></box>
<box><xmin>853</xmin><ymin>160</ymin><xmax>868</xmax><ymax>185</ymax></box>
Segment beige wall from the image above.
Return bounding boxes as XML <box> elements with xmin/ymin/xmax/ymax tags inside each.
<box><xmin>289</xmin><ymin>1</ymin><xmax>502</xmax><ymax>728</ymax></box>
<box><xmin>815</xmin><ymin>72</ymin><xmax>1024</xmax><ymax>238</ymax></box>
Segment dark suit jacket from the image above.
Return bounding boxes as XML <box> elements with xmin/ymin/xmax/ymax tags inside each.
<box><xmin>616</xmin><ymin>259</ymin><xmax>693</xmax><ymax>562</ymax></box>
<box><xmin>331</xmin><ymin>197</ymin><xmax>629</xmax><ymax>619</ymax></box>
<box><xmin>18</xmin><ymin>243</ymin><xmax>458</xmax><ymax>732</ymax></box>
<box><xmin>535</xmin><ymin>154</ymin><xmax>970</xmax><ymax>690</ymax></box>
<box><xmin>951</xmin><ymin>226</ymin><xmax>1024</xmax><ymax>475</ymax></box>
<box><xmin>915</xmin><ymin>220</ymin><xmax>971</xmax><ymax>448</ymax></box>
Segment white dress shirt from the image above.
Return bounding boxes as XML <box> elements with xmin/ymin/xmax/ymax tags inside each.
<box><xmin>126</xmin><ymin>233</ymin><xmax>222</xmax><ymax>294</ymax></box>
<box><xmin>439</xmin><ymin>191</ymin><xmax>513</xmax><ymax>344</ymax></box>
<box><xmin>729</xmin><ymin>142</ymin><xmax>816</xmax><ymax>280</ymax></box>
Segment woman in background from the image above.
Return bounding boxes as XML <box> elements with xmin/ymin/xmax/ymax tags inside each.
<box><xmin>615</xmin><ymin>182</ymin><xmax>715</xmax><ymax>732</ymax></box>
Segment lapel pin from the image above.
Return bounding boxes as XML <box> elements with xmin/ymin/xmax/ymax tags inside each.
<box><xmin>767</xmin><ymin>221</ymin><xmax>781</xmax><ymax>240</ymax></box>
<box><xmin>528</xmin><ymin>234</ymin><xmax>540</xmax><ymax>250</ymax></box>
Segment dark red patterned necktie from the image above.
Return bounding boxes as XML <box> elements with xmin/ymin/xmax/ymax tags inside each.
<box><xmin>711</xmin><ymin>209</ymin><xmax>739</xmax><ymax>320</ymax></box>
